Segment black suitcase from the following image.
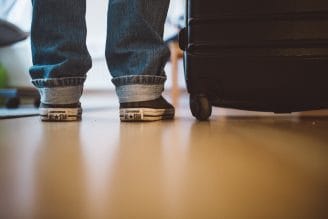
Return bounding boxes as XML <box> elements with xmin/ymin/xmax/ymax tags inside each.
<box><xmin>179</xmin><ymin>0</ymin><xmax>328</xmax><ymax>120</ymax></box>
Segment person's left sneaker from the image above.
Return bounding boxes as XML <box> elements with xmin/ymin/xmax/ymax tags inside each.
<box><xmin>39</xmin><ymin>102</ymin><xmax>82</xmax><ymax>121</ymax></box>
<box><xmin>120</xmin><ymin>96</ymin><xmax>175</xmax><ymax>122</ymax></box>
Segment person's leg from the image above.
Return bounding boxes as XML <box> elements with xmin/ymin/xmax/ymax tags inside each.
<box><xmin>106</xmin><ymin>0</ymin><xmax>174</xmax><ymax>121</ymax></box>
<box><xmin>30</xmin><ymin>0</ymin><xmax>92</xmax><ymax>121</ymax></box>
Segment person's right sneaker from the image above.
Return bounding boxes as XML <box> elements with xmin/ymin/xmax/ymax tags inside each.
<box><xmin>39</xmin><ymin>102</ymin><xmax>82</xmax><ymax>122</ymax></box>
<box><xmin>119</xmin><ymin>96</ymin><xmax>175</xmax><ymax>122</ymax></box>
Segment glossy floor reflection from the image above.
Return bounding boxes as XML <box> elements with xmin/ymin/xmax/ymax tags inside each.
<box><xmin>0</xmin><ymin>91</ymin><xmax>327</xmax><ymax>219</ymax></box>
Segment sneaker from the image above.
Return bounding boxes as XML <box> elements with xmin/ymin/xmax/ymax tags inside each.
<box><xmin>39</xmin><ymin>102</ymin><xmax>82</xmax><ymax>121</ymax></box>
<box><xmin>120</xmin><ymin>96</ymin><xmax>175</xmax><ymax>122</ymax></box>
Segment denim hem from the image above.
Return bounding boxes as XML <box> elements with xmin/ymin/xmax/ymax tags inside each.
<box><xmin>38</xmin><ymin>85</ymin><xmax>84</xmax><ymax>104</ymax></box>
<box><xmin>111</xmin><ymin>75</ymin><xmax>166</xmax><ymax>87</ymax></box>
<box><xmin>116</xmin><ymin>84</ymin><xmax>164</xmax><ymax>103</ymax></box>
<box><xmin>32</xmin><ymin>77</ymin><xmax>86</xmax><ymax>88</ymax></box>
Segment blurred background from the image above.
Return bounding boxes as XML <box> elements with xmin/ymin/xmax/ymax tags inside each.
<box><xmin>0</xmin><ymin>0</ymin><xmax>186</xmax><ymax>91</ymax></box>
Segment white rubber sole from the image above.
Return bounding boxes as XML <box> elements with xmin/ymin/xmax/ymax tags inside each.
<box><xmin>120</xmin><ymin>108</ymin><xmax>175</xmax><ymax>122</ymax></box>
<box><xmin>39</xmin><ymin>107</ymin><xmax>82</xmax><ymax>121</ymax></box>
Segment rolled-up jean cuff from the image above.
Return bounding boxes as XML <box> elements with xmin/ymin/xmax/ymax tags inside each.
<box><xmin>112</xmin><ymin>75</ymin><xmax>166</xmax><ymax>103</ymax></box>
<box><xmin>31</xmin><ymin>77</ymin><xmax>86</xmax><ymax>88</ymax></box>
<box><xmin>38</xmin><ymin>85</ymin><xmax>84</xmax><ymax>104</ymax></box>
<box><xmin>116</xmin><ymin>84</ymin><xmax>164</xmax><ymax>103</ymax></box>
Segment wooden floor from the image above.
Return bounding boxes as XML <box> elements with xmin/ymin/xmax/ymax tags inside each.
<box><xmin>0</xmin><ymin>90</ymin><xmax>328</xmax><ymax>219</ymax></box>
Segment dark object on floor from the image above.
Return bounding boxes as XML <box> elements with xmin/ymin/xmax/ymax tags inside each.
<box><xmin>0</xmin><ymin>88</ymin><xmax>40</xmax><ymax>109</ymax></box>
<box><xmin>0</xmin><ymin>19</ymin><xmax>29</xmax><ymax>47</ymax></box>
<box><xmin>0</xmin><ymin>19</ymin><xmax>37</xmax><ymax>110</ymax></box>
<box><xmin>179</xmin><ymin>0</ymin><xmax>328</xmax><ymax>120</ymax></box>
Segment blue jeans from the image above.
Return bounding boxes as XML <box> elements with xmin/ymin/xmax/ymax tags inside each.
<box><xmin>30</xmin><ymin>0</ymin><xmax>170</xmax><ymax>104</ymax></box>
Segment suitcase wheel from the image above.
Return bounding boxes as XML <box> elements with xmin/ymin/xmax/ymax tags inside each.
<box><xmin>190</xmin><ymin>94</ymin><xmax>212</xmax><ymax>121</ymax></box>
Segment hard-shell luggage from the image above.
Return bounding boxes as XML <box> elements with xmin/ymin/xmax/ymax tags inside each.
<box><xmin>179</xmin><ymin>0</ymin><xmax>328</xmax><ymax>120</ymax></box>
